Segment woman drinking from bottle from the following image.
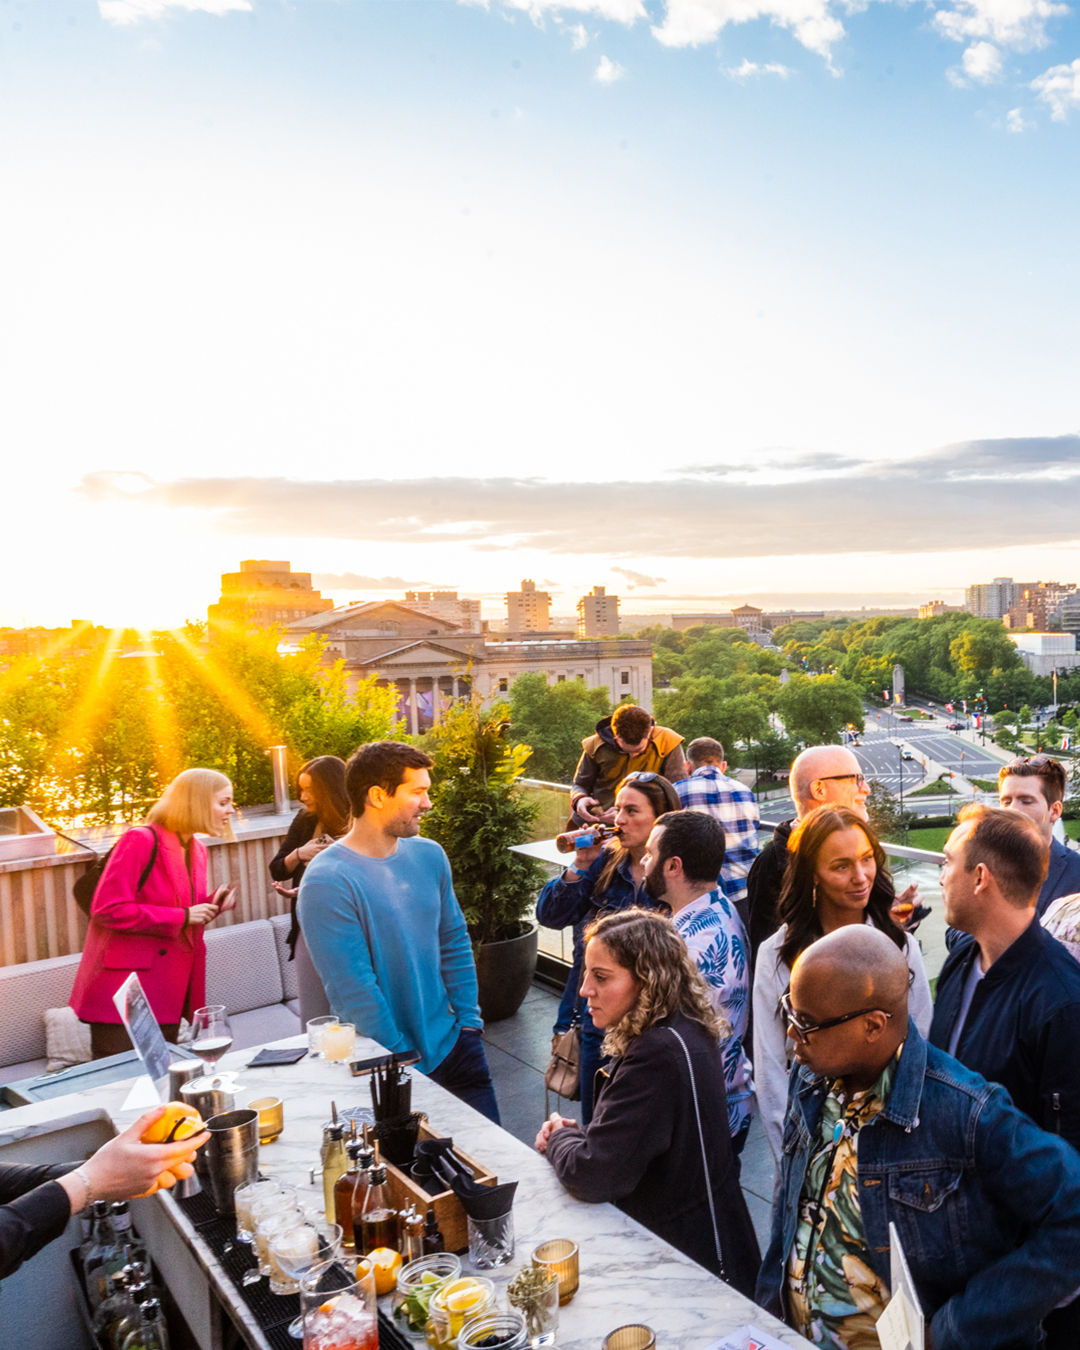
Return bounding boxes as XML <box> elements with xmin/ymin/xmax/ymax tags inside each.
<box><xmin>536</xmin><ymin>771</ymin><xmax>682</xmax><ymax>1122</ymax></box>
<box><xmin>70</xmin><ymin>768</ymin><xmax>237</xmax><ymax>1058</ymax></box>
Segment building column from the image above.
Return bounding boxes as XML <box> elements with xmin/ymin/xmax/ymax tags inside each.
<box><xmin>451</xmin><ymin>676</ymin><xmax>459</xmax><ymax>700</ymax></box>
<box><xmin>432</xmin><ymin>678</ymin><xmax>442</xmax><ymax>726</ymax></box>
<box><xmin>408</xmin><ymin>677</ymin><xmax>419</xmax><ymax>736</ymax></box>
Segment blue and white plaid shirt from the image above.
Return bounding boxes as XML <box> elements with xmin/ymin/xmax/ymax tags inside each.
<box><xmin>672</xmin><ymin>889</ymin><xmax>755</xmax><ymax>1137</ymax></box>
<box><xmin>675</xmin><ymin>766</ymin><xmax>761</xmax><ymax>907</ymax></box>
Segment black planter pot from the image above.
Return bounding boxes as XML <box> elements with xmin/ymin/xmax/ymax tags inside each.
<box><xmin>475</xmin><ymin>920</ymin><xmax>539</xmax><ymax>1023</ymax></box>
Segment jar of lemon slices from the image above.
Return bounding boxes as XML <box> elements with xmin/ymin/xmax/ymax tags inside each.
<box><xmin>426</xmin><ymin>1276</ymin><xmax>495</xmax><ymax>1350</ymax></box>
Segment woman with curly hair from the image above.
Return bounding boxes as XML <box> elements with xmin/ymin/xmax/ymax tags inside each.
<box><xmin>753</xmin><ymin>805</ymin><xmax>933</xmax><ymax>1163</ymax></box>
<box><xmin>535</xmin><ymin>908</ymin><xmax>760</xmax><ymax>1294</ymax></box>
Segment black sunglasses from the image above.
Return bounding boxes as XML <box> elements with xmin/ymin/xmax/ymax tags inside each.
<box><xmin>780</xmin><ymin>990</ymin><xmax>892</xmax><ymax>1045</ymax></box>
<box><xmin>622</xmin><ymin>771</ymin><xmax>660</xmax><ymax>784</ymax></box>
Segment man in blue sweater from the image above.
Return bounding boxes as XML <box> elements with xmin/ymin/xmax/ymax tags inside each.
<box><xmin>298</xmin><ymin>741</ymin><xmax>500</xmax><ymax>1123</ymax></box>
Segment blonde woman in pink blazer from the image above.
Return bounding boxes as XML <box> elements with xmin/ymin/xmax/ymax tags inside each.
<box><xmin>70</xmin><ymin>768</ymin><xmax>237</xmax><ymax>1058</ymax></box>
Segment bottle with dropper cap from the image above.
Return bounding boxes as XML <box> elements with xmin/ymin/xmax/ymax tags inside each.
<box><xmin>335</xmin><ymin>1126</ymin><xmax>363</xmax><ymax>1254</ymax></box>
<box><xmin>358</xmin><ymin>1147</ymin><xmax>398</xmax><ymax>1257</ymax></box>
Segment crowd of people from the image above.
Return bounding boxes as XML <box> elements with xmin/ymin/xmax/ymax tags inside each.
<box><xmin>4</xmin><ymin>702</ymin><xmax>1080</xmax><ymax>1350</ymax></box>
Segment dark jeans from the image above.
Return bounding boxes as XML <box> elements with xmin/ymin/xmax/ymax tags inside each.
<box><xmin>429</xmin><ymin>1028</ymin><xmax>501</xmax><ymax>1125</ymax></box>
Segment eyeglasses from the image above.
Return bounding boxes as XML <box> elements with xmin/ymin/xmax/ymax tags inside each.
<box><xmin>814</xmin><ymin>773</ymin><xmax>868</xmax><ymax>788</ymax></box>
<box><xmin>779</xmin><ymin>990</ymin><xmax>892</xmax><ymax>1045</ymax></box>
<box><xmin>622</xmin><ymin>772</ymin><xmax>659</xmax><ymax>784</ymax></box>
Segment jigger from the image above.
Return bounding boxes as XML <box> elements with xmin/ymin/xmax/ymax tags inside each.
<box><xmin>204</xmin><ymin>1108</ymin><xmax>260</xmax><ymax>1216</ymax></box>
<box><xmin>180</xmin><ymin>1077</ymin><xmax>236</xmax><ymax>1182</ymax></box>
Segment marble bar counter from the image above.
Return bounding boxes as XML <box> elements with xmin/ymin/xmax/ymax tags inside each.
<box><xmin>0</xmin><ymin>1034</ymin><xmax>811</xmax><ymax>1350</ymax></box>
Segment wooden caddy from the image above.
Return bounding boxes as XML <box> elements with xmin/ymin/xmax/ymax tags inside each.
<box><xmin>382</xmin><ymin>1122</ymin><xmax>497</xmax><ymax>1254</ymax></box>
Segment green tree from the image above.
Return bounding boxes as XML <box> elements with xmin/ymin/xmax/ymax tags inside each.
<box><xmin>865</xmin><ymin>779</ymin><xmax>916</xmax><ymax>845</ymax></box>
<box><xmin>507</xmin><ymin>674</ymin><xmax>610</xmax><ymax>783</ymax></box>
<box><xmin>654</xmin><ymin>676</ymin><xmax>736</xmax><ymax>750</ymax></box>
<box><xmin>777</xmin><ymin>675</ymin><xmax>865</xmax><ymax>747</ymax></box>
<box><xmin>421</xmin><ymin>695</ymin><xmax>546</xmax><ymax>946</ymax></box>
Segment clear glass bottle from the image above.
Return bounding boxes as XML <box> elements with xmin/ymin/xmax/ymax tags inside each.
<box><xmin>119</xmin><ymin>1296</ymin><xmax>170</xmax><ymax>1350</ymax></box>
<box><xmin>79</xmin><ymin>1200</ymin><xmax>118</xmax><ymax>1310</ymax></box>
<box><xmin>321</xmin><ymin>1122</ymin><xmax>347</xmax><ymax>1223</ymax></box>
<box><xmin>92</xmin><ymin>1264</ymin><xmax>134</xmax><ymax>1349</ymax></box>
<box><xmin>358</xmin><ymin>1164</ymin><xmax>398</xmax><ymax>1256</ymax></box>
<box><xmin>335</xmin><ymin>1142</ymin><xmax>362</xmax><ymax>1254</ymax></box>
<box><xmin>401</xmin><ymin>1205</ymin><xmax>424</xmax><ymax>1264</ymax></box>
<box><xmin>112</xmin><ymin>1280</ymin><xmax>158</xmax><ymax>1349</ymax></box>
<box><xmin>350</xmin><ymin>1144</ymin><xmax>375</xmax><ymax>1247</ymax></box>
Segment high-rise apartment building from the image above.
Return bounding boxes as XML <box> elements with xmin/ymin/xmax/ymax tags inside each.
<box><xmin>208</xmin><ymin>561</ymin><xmax>334</xmax><ymax>631</ymax></box>
<box><xmin>505</xmin><ymin>580</ymin><xmax>551</xmax><ymax>632</ymax></box>
<box><xmin>403</xmin><ymin>591</ymin><xmax>481</xmax><ymax>630</ymax></box>
<box><xmin>965</xmin><ymin>578</ymin><xmax>1032</xmax><ymax>620</ymax></box>
<box><xmin>966</xmin><ymin>578</ymin><xmax>1076</xmax><ymax>627</ymax></box>
<box><xmin>577</xmin><ymin>586</ymin><xmax>620</xmax><ymax>638</ymax></box>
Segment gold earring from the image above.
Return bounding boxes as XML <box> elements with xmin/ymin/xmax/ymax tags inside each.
<box><xmin>812</xmin><ymin>884</ymin><xmax>818</xmax><ymax>909</ymax></box>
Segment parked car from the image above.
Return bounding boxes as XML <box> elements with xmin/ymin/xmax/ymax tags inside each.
<box><xmin>946</xmin><ymin>721</ymin><xmax>964</xmax><ymax>730</ymax></box>
<box><xmin>897</xmin><ymin>715</ymin><xmax>914</xmax><ymax>722</ymax></box>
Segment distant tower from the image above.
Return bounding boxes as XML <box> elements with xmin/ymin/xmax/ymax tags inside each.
<box><xmin>505</xmin><ymin>580</ymin><xmax>551</xmax><ymax>632</ymax></box>
<box><xmin>577</xmin><ymin>586</ymin><xmax>620</xmax><ymax>638</ymax></box>
<box><xmin>208</xmin><ymin>561</ymin><xmax>334</xmax><ymax>632</ymax></box>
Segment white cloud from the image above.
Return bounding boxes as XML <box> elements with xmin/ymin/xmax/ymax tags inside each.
<box><xmin>568</xmin><ymin>21</ymin><xmax>592</xmax><ymax>47</ymax></box>
<box><xmin>469</xmin><ymin>0</ymin><xmax>647</xmax><ymax>21</ymax></box>
<box><xmin>1006</xmin><ymin>106</ymin><xmax>1035</xmax><ymax>130</ymax></box>
<box><xmin>611</xmin><ymin>566</ymin><xmax>667</xmax><ymax>587</ymax></box>
<box><xmin>1031</xmin><ymin>57</ymin><xmax>1080</xmax><ymax>119</ymax></box>
<box><xmin>932</xmin><ymin>0</ymin><xmax>1067</xmax><ymax>53</ymax></box>
<box><xmin>726</xmin><ymin>58</ymin><xmax>794</xmax><ymax>76</ymax></box>
<box><xmin>595</xmin><ymin>54</ymin><xmax>627</xmax><ymax>81</ymax></box>
<box><xmin>963</xmin><ymin>40</ymin><xmax>1003</xmax><ymax>80</ymax></box>
<box><xmin>99</xmin><ymin>0</ymin><xmax>250</xmax><ymax>22</ymax></box>
<box><xmin>653</xmin><ymin>0</ymin><xmax>845</xmax><ymax>63</ymax></box>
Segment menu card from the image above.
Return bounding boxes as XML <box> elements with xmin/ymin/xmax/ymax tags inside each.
<box><xmin>113</xmin><ymin>971</ymin><xmax>173</xmax><ymax>1102</ymax></box>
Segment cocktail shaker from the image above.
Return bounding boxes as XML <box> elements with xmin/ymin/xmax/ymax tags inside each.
<box><xmin>180</xmin><ymin>1077</ymin><xmax>236</xmax><ymax>1181</ymax></box>
<box><xmin>168</xmin><ymin>1060</ymin><xmax>205</xmax><ymax>1101</ymax></box>
<box><xmin>203</xmin><ymin>1109</ymin><xmax>259</xmax><ymax>1216</ymax></box>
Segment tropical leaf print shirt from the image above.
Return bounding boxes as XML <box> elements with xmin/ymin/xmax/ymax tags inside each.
<box><xmin>785</xmin><ymin>1052</ymin><xmax>900</xmax><ymax>1349</ymax></box>
<box><xmin>671</xmin><ymin>889</ymin><xmax>755</xmax><ymax>1136</ymax></box>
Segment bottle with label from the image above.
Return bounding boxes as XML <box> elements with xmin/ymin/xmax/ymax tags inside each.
<box><xmin>119</xmin><ymin>1296</ymin><xmax>170</xmax><ymax>1350</ymax></box>
<box><xmin>321</xmin><ymin>1122</ymin><xmax>348</xmax><ymax>1223</ymax></box>
<box><xmin>79</xmin><ymin>1200</ymin><xmax>118</xmax><ymax>1310</ymax></box>
<box><xmin>349</xmin><ymin>1144</ymin><xmax>375</xmax><ymax>1249</ymax></box>
<box><xmin>112</xmin><ymin>1280</ymin><xmax>160</xmax><ymax>1350</ymax></box>
<box><xmin>92</xmin><ymin>1264</ymin><xmax>135</xmax><ymax>1349</ymax></box>
<box><xmin>334</xmin><ymin>1142</ymin><xmax>363</xmax><ymax>1254</ymax></box>
<box><xmin>554</xmin><ymin>824</ymin><xmax>617</xmax><ymax>854</ymax></box>
<box><xmin>401</xmin><ymin>1205</ymin><xmax>424</xmax><ymax>1264</ymax></box>
<box><xmin>358</xmin><ymin>1164</ymin><xmax>398</xmax><ymax>1256</ymax></box>
<box><xmin>422</xmin><ymin>1208</ymin><xmax>445</xmax><ymax>1255</ymax></box>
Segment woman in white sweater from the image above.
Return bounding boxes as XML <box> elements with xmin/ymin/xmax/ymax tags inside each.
<box><xmin>752</xmin><ymin>805</ymin><xmax>933</xmax><ymax>1162</ymax></box>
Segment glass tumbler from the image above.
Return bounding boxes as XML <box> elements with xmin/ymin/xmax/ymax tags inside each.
<box><xmin>301</xmin><ymin>1263</ymin><xmax>378</xmax><ymax>1350</ymax></box>
<box><xmin>507</xmin><ymin>1268</ymin><xmax>559</xmax><ymax>1347</ymax></box>
<box><xmin>307</xmin><ymin>1015</ymin><xmax>337</xmax><ymax>1058</ymax></box>
<box><xmin>234</xmin><ymin>1178</ymin><xmax>281</xmax><ymax>1243</ymax></box>
<box><xmin>467</xmin><ymin>1213</ymin><xmax>514</xmax><ymax>1269</ymax></box>
<box><xmin>322</xmin><ymin>1022</ymin><xmax>357</xmax><ymax>1064</ymax></box>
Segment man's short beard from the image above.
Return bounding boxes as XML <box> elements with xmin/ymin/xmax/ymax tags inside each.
<box><xmin>644</xmin><ymin>865</ymin><xmax>668</xmax><ymax>901</ymax></box>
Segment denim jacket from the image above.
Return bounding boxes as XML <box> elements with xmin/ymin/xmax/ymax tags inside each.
<box><xmin>756</xmin><ymin>1025</ymin><xmax>1080</xmax><ymax>1350</ymax></box>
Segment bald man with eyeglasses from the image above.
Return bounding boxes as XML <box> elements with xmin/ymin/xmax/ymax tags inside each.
<box><xmin>745</xmin><ymin>746</ymin><xmax>919</xmax><ymax>968</ymax></box>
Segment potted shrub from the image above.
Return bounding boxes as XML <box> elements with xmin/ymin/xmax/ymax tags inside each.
<box><xmin>421</xmin><ymin>693</ymin><xmax>546</xmax><ymax>1022</ymax></box>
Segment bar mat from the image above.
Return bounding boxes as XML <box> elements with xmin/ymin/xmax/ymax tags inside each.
<box><xmin>175</xmin><ymin>1191</ymin><xmax>410</xmax><ymax>1350</ymax></box>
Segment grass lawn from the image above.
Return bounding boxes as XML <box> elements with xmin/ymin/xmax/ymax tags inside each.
<box><xmin>969</xmin><ymin>778</ymin><xmax>998</xmax><ymax>792</ymax></box>
<box><xmin>908</xmin><ymin>778</ymin><xmax>957</xmax><ymax>797</ymax></box>
<box><xmin>1066</xmin><ymin>820</ymin><xmax>1080</xmax><ymax>842</ymax></box>
<box><xmin>908</xmin><ymin>826</ymin><xmax>952</xmax><ymax>853</ymax></box>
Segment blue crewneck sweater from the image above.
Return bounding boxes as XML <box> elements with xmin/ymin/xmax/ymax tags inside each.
<box><xmin>297</xmin><ymin>836</ymin><xmax>482</xmax><ymax>1073</ymax></box>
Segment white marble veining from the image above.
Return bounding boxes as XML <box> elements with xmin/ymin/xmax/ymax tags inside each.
<box><xmin>0</xmin><ymin>1035</ymin><xmax>811</xmax><ymax>1350</ymax></box>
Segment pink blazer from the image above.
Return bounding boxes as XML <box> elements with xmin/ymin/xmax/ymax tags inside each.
<box><xmin>69</xmin><ymin>824</ymin><xmax>212</xmax><ymax>1026</ymax></box>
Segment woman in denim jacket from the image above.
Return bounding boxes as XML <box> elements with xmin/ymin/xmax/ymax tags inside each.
<box><xmin>757</xmin><ymin>925</ymin><xmax>1080</xmax><ymax>1350</ymax></box>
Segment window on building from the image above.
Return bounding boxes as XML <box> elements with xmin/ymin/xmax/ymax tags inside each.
<box><xmin>621</xmin><ymin>671</ymin><xmax>630</xmax><ymax>685</ymax></box>
<box><xmin>498</xmin><ymin>678</ymin><xmax>508</xmax><ymax>692</ymax></box>
<box><xmin>558</xmin><ymin>674</ymin><xmax>566</xmax><ymax>682</ymax></box>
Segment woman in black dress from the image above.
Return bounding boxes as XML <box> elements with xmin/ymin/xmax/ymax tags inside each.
<box><xmin>536</xmin><ymin>908</ymin><xmax>760</xmax><ymax>1295</ymax></box>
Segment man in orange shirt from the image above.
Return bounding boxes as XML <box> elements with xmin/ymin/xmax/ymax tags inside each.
<box><xmin>570</xmin><ymin>704</ymin><xmax>686</xmax><ymax>826</ymax></box>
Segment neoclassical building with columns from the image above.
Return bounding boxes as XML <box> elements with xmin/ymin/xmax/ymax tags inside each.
<box><xmin>283</xmin><ymin>601</ymin><xmax>653</xmax><ymax>734</ymax></box>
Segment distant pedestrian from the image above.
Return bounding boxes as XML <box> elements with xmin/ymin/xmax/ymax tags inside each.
<box><xmin>997</xmin><ymin>754</ymin><xmax>1080</xmax><ymax>916</ymax></box>
<box><xmin>753</xmin><ymin>805</ymin><xmax>932</xmax><ymax>1162</ymax></box>
<box><xmin>536</xmin><ymin>772</ymin><xmax>681</xmax><ymax>1122</ymax></box>
<box><xmin>641</xmin><ymin>810</ymin><xmax>754</xmax><ymax>1152</ymax></box>
<box><xmin>745</xmin><ymin>745</ymin><xmax>918</xmax><ymax>967</ymax></box>
<box><xmin>268</xmin><ymin>756</ymin><xmax>351</xmax><ymax>958</ymax></box>
<box><xmin>298</xmin><ymin>741</ymin><xmax>499</xmax><ymax>1122</ymax></box>
<box><xmin>570</xmin><ymin>704</ymin><xmax>685</xmax><ymax>826</ymax></box>
<box><xmin>675</xmin><ymin>737</ymin><xmax>759</xmax><ymax>930</ymax></box>
<box><xmin>758</xmin><ymin>925</ymin><xmax>1080</xmax><ymax>1350</ymax></box>
<box><xmin>70</xmin><ymin>769</ymin><xmax>238</xmax><ymax>1058</ymax></box>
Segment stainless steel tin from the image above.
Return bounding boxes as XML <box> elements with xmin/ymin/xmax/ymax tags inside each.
<box><xmin>204</xmin><ymin>1109</ymin><xmax>259</xmax><ymax>1216</ymax></box>
<box><xmin>180</xmin><ymin>1078</ymin><xmax>236</xmax><ymax>1180</ymax></box>
<box><xmin>167</xmin><ymin>1060</ymin><xmax>205</xmax><ymax>1101</ymax></box>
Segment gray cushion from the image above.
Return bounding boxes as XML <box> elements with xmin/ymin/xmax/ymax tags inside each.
<box><xmin>269</xmin><ymin>913</ymin><xmax>299</xmax><ymax>1002</ymax></box>
<box><xmin>204</xmin><ymin>920</ymin><xmax>284</xmax><ymax>1014</ymax></box>
<box><xmin>229</xmin><ymin>1004</ymin><xmax>301</xmax><ymax>1051</ymax></box>
<box><xmin>285</xmin><ymin>998</ymin><xmax>300</xmax><ymax>1017</ymax></box>
<box><xmin>0</xmin><ymin>1058</ymin><xmax>49</xmax><ymax>1086</ymax></box>
<box><xmin>0</xmin><ymin>953</ymin><xmax>82</xmax><ymax>1066</ymax></box>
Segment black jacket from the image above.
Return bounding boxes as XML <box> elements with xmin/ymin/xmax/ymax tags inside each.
<box><xmin>930</xmin><ymin>917</ymin><xmax>1080</xmax><ymax>1150</ymax></box>
<box><xmin>745</xmin><ymin>818</ymin><xmax>794</xmax><ymax>968</ymax></box>
<box><xmin>545</xmin><ymin>1011</ymin><xmax>760</xmax><ymax>1295</ymax></box>
<box><xmin>268</xmin><ymin>810</ymin><xmax>321</xmax><ymax>959</ymax></box>
<box><xmin>1</xmin><ymin>1163</ymin><xmax>74</xmax><ymax>1283</ymax></box>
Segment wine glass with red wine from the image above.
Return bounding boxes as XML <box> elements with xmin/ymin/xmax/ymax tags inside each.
<box><xmin>191</xmin><ymin>1004</ymin><xmax>234</xmax><ymax>1067</ymax></box>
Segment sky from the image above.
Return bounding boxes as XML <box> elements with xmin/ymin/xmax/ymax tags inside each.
<box><xmin>2</xmin><ymin>0</ymin><xmax>1079</xmax><ymax>629</ymax></box>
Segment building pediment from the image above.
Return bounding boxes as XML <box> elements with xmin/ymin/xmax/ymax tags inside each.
<box><xmin>357</xmin><ymin>641</ymin><xmax>475</xmax><ymax>668</ymax></box>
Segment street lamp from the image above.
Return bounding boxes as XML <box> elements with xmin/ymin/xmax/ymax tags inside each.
<box><xmin>897</xmin><ymin>741</ymin><xmax>904</xmax><ymax>815</ymax></box>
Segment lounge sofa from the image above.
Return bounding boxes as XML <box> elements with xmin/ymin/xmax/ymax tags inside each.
<box><xmin>0</xmin><ymin>914</ymin><xmax>303</xmax><ymax>1086</ymax></box>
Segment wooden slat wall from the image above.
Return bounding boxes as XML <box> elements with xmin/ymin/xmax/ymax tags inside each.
<box><xmin>0</xmin><ymin>832</ymin><xmax>289</xmax><ymax>969</ymax></box>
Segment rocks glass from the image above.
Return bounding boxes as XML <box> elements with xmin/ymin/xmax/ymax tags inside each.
<box><xmin>234</xmin><ymin>1178</ymin><xmax>281</xmax><ymax>1243</ymax></box>
<box><xmin>308</xmin><ymin>1016</ymin><xmax>338</xmax><ymax>1058</ymax></box>
<box><xmin>506</xmin><ymin>1267</ymin><xmax>559</xmax><ymax>1347</ymax></box>
<box><xmin>300</xmin><ymin>1264</ymin><xmax>377</xmax><ymax>1350</ymax></box>
<box><xmin>321</xmin><ymin>1022</ymin><xmax>357</xmax><ymax>1065</ymax></box>
<box><xmin>467</xmin><ymin>1213</ymin><xmax>514</xmax><ymax>1269</ymax></box>
<box><xmin>270</xmin><ymin>1218</ymin><xmax>342</xmax><ymax>1332</ymax></box>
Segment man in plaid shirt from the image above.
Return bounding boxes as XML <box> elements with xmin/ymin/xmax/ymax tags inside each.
<box><xmin>675</xmin><ymin>737</ymin><xmax>760</xmax><ymax>929</ymax></box>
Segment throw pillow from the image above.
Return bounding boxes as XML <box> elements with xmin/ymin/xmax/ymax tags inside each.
<box><xmin>45</xmin><ymin>1006</ymin><xmax>93</xmax><ymax>1073</ymax></box>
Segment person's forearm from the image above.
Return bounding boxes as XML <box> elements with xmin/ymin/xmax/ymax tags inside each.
<box><xmin>0</xmin><ymin>1181</ymin><xmax>73</xmax><ymax>1281</ymax></box>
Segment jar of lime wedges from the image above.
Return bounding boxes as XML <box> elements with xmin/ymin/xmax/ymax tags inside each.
<box><xmin>392</xmin><ymin>1254</ymin><xmax>462</xmax><ymax>1339</ymax></box>
<box><xmin>425</xmin><ymin>1276</ymin><xmax>495</xmax><ymax>1350</ymax></box>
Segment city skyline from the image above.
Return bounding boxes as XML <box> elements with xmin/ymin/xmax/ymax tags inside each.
<box><xmin>2</xmin><ymin>1</ymin><xmax>1078</xmax><ymax>628</ymax></box>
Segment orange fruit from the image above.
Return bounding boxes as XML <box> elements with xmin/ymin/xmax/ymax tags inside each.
<box><xmin>141</xmin><ymin>1102</ymin><xmax>205</xmax><ymax>1145</ymax></box>
<box><xmin>359</xmin><ymin>1248</ymin><xmax>402</xmax><ymax>1295</ymax></box>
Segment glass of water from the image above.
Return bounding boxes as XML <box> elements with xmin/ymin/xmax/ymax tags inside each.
<box><xmin>307</xmin><ymin>1015</ymin><xmax>337</xmax><ymax>1058</ymax></box>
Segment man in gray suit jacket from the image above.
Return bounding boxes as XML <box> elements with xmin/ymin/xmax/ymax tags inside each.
<box><xmin>998</xmin><ymin>754</ymin><xmax>1080</xmax><ymax>916</ymax></box>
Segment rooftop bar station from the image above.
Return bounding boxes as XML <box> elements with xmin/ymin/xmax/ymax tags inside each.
<box><xmin>0</xmin><ymin>1029</ymin><xmax>811</xmax><ymax>1350</ymax></box>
